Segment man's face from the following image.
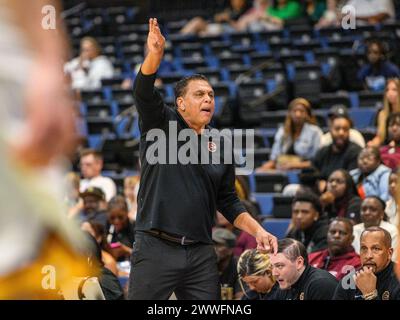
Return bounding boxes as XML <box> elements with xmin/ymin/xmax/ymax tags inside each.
<box><xmin>360</xmin><ymin>231</ymin><xmax>392</xmax><ymax>273</ymax></box>
<box><xmin>214</xmin><ymin>243</ymin><xmax>232</xmax><ymax>263</ymax></box>
<box><xmin>80</xmin><ymin>154</ymin><xmax>102</xmax><ymax>179</ymax></box>
<box><xmin>357</xmin><ymin>149</ymin><xmax>379</xmax><ymax>174</ymax></box>
<box><xmin>327</xmin><ymin>221</ymin><xmax>353</xmax><ymax>256</ymax></box>
<box><xmin>367</xmin><ymin>43</ymin><xmax>382</xmax><ymax>65</ymax></box>
<box><xmin>80</xmin><ymin>40</ymin><xmax>98</xmax><ymax>60</ymax></box>
<box><xmin>83</xmin><ymin>195</ymin><xmax>100</xmax><ymax>214</ymax></box>
<box><xmin>360</xmin><ymin>198</ymin><xmax>384</xmax><ymax>228</ymax></box>
<box><xmin>271</xmin><ymin>253</ymin><xmax>303</xmax><ymax>290</ymax></box>
<box><xmin>178</xmin><ymin>80</ymin><xmax>215</xmax><ymax>130</ymax></box>
<box><xmin>330</xmin><ymin>117</ymin><xmax>350</xmax><ymax>149</ymax></box>
<box><xmin>292</xmin><ymin>201</ymin><xmax>318</xmax><ymax>231</ymax></box>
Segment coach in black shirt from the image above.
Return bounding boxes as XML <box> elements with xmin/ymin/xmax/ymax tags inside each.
<box><xmin>271</xmin><ymin>239</ymin><xmax>338</xmax><ymax>300</ymax></box>
<box><xmin>333</xmin><ymin>227</ymin><xmax>400</xmax><ymax>300</ymax></box>
<box><xmin>127</xmin><ymin>18</ymin><xmax>277</xmax><ymax>300</ymax></box>
<box><xmin>313</xmin><ymin>114</ymin><xmax>361</xmax><ymax>181</ymax></box>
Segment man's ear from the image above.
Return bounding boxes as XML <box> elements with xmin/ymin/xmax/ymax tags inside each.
<box><xmin>176</xmin><ymin>97</ymin><xmax>185</xmax><ymax>111</ymax></box>
<box><xmin>388</xmin><ymin>247</ymin><xmax>394</xmax><ymax>260</ymax></box>
<box><xmin>296</xmin><ymin>256</ymin><xmax>304</xmax><ymax>270</ymax></box>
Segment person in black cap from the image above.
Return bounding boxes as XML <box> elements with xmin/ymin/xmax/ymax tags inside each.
<box><xmin>333</xmin><ymin>226</ymin><xmax>400</xmax><ymax>300</ymax></box>
<box><xmin>270</xmin><ymin>238</ymin><xmax>338</xmax><ymax>300</ymax></box>
<box><xmin>212</xmin><ymin>228</ymin><xmax>242</xmax><ymax>299</ymax></box>
<box><xmin>320</xmin><ymin>104</ymin><xmax>365</xmax><ymax>148</ymax></box>
<box><xmin>128</xmin><ymin>18</ymin><xmax>277</xmax><ymax>300</ymax></box>
<box><xmin>78</xmin><ymin>186</ymin><xmax>108</xmax><ymax>227</ymax></box>
<box><xmin>313</xmin><ymin>113</ymin><xmax>362</xmax><ymax>182</ymax></box>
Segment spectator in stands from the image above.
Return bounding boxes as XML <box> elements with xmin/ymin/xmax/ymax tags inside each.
<box><xmin>313</xmin><ymin>114</ymin><xmax>362</xmax><ymax>182</ymax></box>
<box><xmin>308</xmin><ymin>218</ymin><xmax>361</xmax><ymax>280</ymax></box>
<box><xmin>106</xmin><ymin>195</ymin><xmax>135</xmax><ymax>262</ymax></box>
<box><xmin>180</xmin><ymin>0</ymin><xmax>251</xmax><ymax>35</ymax></box>
<box><xmin>82</xmin><ymin>232</ymin><xmax>125</xmax><ymax>300</ymax></box>
<box><xmin>315</xmin><ymin>0</ymin><xmax>344</xmax><ymax>28</ymax></box>
<box><xmin>369</xmin><ymin>78</ymin><xmax>400</xmax><ymax>147</ymax></box>
<box><xmin>79</xmin><ymin>149</ymin><xmax>117</xmax><ymax>202</ymax></box>
<box><xmin>320</xmin><ymin>169</ymin><xmax>362</xmax><ymax>223</ymax></box>
<box><xmin>352</xmin><ymin>196</ymin><xmax>398</xmax><ymax>256</ymax></box>
<box><xmin>346</xmin><ymin>0</ymin><xmax>396</xmax><ymax>25</ymax></box>
<box><xmin>270</xmin><ymin>239</ymin><xmax>338</xmax><ymax>299</ymax></box>
<box><xmin>304</xmin><ymin>0</ymin><xmax>328</xmax><ymax>24</ymax></box>
<box><xmin>358</xmin><ymin>40</ymin><xmax>400</xmax><ymax>92</ymax></box>
<box><xmin>350</xmin><ymin>146</ymin><xmax>391</xmax><ymax>201</ymax></box>
<box><xmin>380</xmin><ymin>112</ymin><xmax>400</xmax><ymax>170</ymax></box>
<box><xmin>235</xmin><ymin>0</ymin><xmax>273</xmax><ymax>31</ymax></box>
<box><xmin>257</xmin><ymin>98</ymin><xmax>323</xmax><ymax>171</ymax></box>
<box><xmin>237</xmin><ymin>249</ymin><xmax>278</xmax><ymax>300</ymax></box>
<box><xmin>123</xmin><ymin>175</ymin><xmax>140</xmax><ymax>222</ymax></box>
<box><xmin>78</xmin><ymin>187</ymin><xmax>108</xmax><ymax>228</ymax></box>
<box><xmin>286</xmin><ymin>192</ymin><xmax>329</xmax><ymax>253</ymax></box>
<box><xmin>64</xmin><ymin>36</ymin><xmax>114</xmax><ymax>91</ymax></box>
<box><xmin>265</xmin><ymin>0</ymin><xmax>303</xmax><ymax>28</ymax></box>
<box><xmin>333</xmin><ymin>227</ymin><xmax>400</xmax><ymax>300</ymax></box>
<box><xmin>212</xmin><ymin>228</ymin><xmax>243</xmax><ymax>299</ymax></box>
<box><xmin>320</xmin><ymin>105</ymin><xmax>365</xmax><ymax>148</ymax></box>
<box><xmin>385</xmin><ymin>169</ymin><xmax>400</xmax><ymax>225</ymax></box>
<box><xmin>81</xmin><ymin>221</ymin><xmax>118</xmax><ymax>276</ymax></box>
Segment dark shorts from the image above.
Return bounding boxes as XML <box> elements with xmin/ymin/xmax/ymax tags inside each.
<box><xmin>127</xmin><ymin>231</ymin><xmax>219</xmax><ymax>300</ymax></box>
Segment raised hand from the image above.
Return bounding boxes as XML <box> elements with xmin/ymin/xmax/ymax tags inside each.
<box><xmin>147</xmin><ymin>18</ymin><xmax>165</xmax><ymax>56</ymax></box>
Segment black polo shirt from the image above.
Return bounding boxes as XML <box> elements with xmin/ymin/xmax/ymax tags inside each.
<box><xmin>333</xmin><ymin>262</ymin><xmax>400</xmax><ymax>300</ymax></box>
<box><xmin>312</xmin><ymin>141</ymin><xmax>361</xmax><ymax>180</ymax></box>
<box><xmin>274</xmin><ymin>264</ymin><xmax>338</xmax><ymax>300</ymax></box>
<box><xmin>133</xmin><ymin>71</ymin><xmax>245</xmax><ymax>244</ymax></box>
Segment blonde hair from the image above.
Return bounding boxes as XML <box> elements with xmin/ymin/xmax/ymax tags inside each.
<box><xmin>377</xmin><ymin>78</ymin><xmax>400</xmax><ymax>142</ymax></box>
<box><xmin>237</xmin><ymin>249</ymin><xmax>275</xmax><ymax>297</ymax></box>
<box><xmin>124</xmin><ymin>175</ymin><xmax>140</xmax><ymax>188</ymax></box>
<box><xmin>80</xmin><ymin>36</ymin><xmax>102</xmax><ymax>55</ymax></box>
<box><xmin>283</xmin><ymin>97</ymin><xmax>317</xmax><ymax>140</ymax></box>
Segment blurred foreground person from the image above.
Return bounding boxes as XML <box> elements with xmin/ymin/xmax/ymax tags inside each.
<box><xmin>0</xmin><ymin>0</ymin><xmax>91</xmax><ymax>298</ymax></box>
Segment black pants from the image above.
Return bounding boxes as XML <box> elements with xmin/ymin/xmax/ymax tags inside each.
<box><xmin>128</xmin><ymin>231</ymin><xmax>219</xmax><ymax>300</ymax></box>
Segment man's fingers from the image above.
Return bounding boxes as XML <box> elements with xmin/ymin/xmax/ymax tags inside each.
<box><xmin>149</xmin><ymin>18</ymin><xmax>153</xmax><ymax>33</ymax></box>
<box><xmin>270</xmin><ymin>236</ymin><xmax>278</xmax><ymax>255</ymax></box>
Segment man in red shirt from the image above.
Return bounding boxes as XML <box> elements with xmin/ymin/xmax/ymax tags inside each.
<box><xmin>308</xmin><ymin>218</ymin><xmax>361</xmax><ymax>280</ymax></box>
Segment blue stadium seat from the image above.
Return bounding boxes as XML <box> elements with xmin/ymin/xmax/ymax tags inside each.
<box><xmin>262</xmin><ymin>219</ymin><xmax>291</xmax><ymax>239</ymax></box>
<box><xmin>253</xmin><ymin>193</ymin><xmax>274</xmax><ymax>217</ymax></box>
<box><xmin>349</xmin><ymin>108</ymin><xmax>376</xmax><ymax>129</ymax></box>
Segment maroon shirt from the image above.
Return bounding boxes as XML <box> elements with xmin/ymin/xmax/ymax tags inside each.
<box><xmin>233</xmin><ymin>231</ymin><xmax>257</xmax><ymax>257</ymax></box>
<box><xmin>308</xmin><ymin>247</ymin><xmax>361</xmax><ymax>280</ymax></box>
<box><xmin>380</xmin><ymin>145</ymin><xmax>400</xmax><ymax>170</ymax></box>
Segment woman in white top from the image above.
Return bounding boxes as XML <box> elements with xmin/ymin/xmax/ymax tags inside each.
<box><xmin>352</xmin><ymin>196</ymin><xmax>397</xmax><ymax>260</ymax></box>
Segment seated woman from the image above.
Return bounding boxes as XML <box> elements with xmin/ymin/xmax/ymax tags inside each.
<box><xmin>258</xmin><ymin>97</ymin><xmax>323</xmax><ymax>171</ymax></box>
<box><xmin>368</xmin><ymin>78</ymin><xmax>400</xmax><ymax>147</ymax></box>
<box><xmin>237</xmin><ymin>249</ymin><xmax>278</xmax><ymax>300</ymax></box>
<box><xmin>352</xmin><ymin>196</ymin><xmax>398</xmax><ymax>258</ymax></box>
<box><xmin>180</xmin><ymin>0</ymin><xmax>250</xmax><ymax>35</ymax></box>
<box><xmin>385</xmin><ymin>169</ymin><xmax>400</xmax><ymax>226</ymax></box>
<box><xmin>106</xmin><ymin>195</ymin><xmax>135</xmax><ymax>262</ymax></box>
<box><xmin>320</xmin><ymin>169</ymin><xmax>362</xmax><ymax>224</ymax></box>
<box><xmin>286</xmin><ymin>192</ymin><xmax>329</xmax><ymax>253</ymax></box>
<box><xmin>380</xmin><ymin>112</ymin><xmax>400</xmax><ymax>170</ymax></box>
<box><xmin>350</xmin><ymin>146</ymin><xmax>391</xmax><ymax>201</ymax></box>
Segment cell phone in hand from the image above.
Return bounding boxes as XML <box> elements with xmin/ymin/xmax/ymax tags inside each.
<box><xmin>110</xmin><ymin>242</ymin><xmax>122</xmax><ymax>249</ymax></box>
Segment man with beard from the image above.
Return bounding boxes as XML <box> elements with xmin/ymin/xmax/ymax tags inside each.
<box><xmin>78</xmin><ymin>187</ymin><xmax>108</xmax><ymax>228</ymax></box>
<box><xmin>313</xmin><ymin>114</ymin><xmax>362</xmax><ymax>183</ymax></box>
<box><xmin>333</xmin><ymin>226</ymin><xmax>400</xmax><ymax>300</ymax></box>
<box><xmin>308</xmin><ymin>218</ymin><xmax>361</xmax><ymax>280</ymax></box>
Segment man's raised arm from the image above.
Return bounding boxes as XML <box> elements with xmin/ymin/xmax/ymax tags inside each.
<box><xmin>141</xmin><ymin>18</ymin><xmax>165</xmax><ymax>75</ymax></box>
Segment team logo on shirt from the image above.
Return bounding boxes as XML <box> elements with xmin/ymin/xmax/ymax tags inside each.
<box><xmin>382</xmin><ymin>291</ymin><xmax>390</xmax><ymax>300</ymax></box>
<box><xmin>208</xmin><ymin>141</ymin><xmax>217</xmax><ymax>153</ymax></box>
